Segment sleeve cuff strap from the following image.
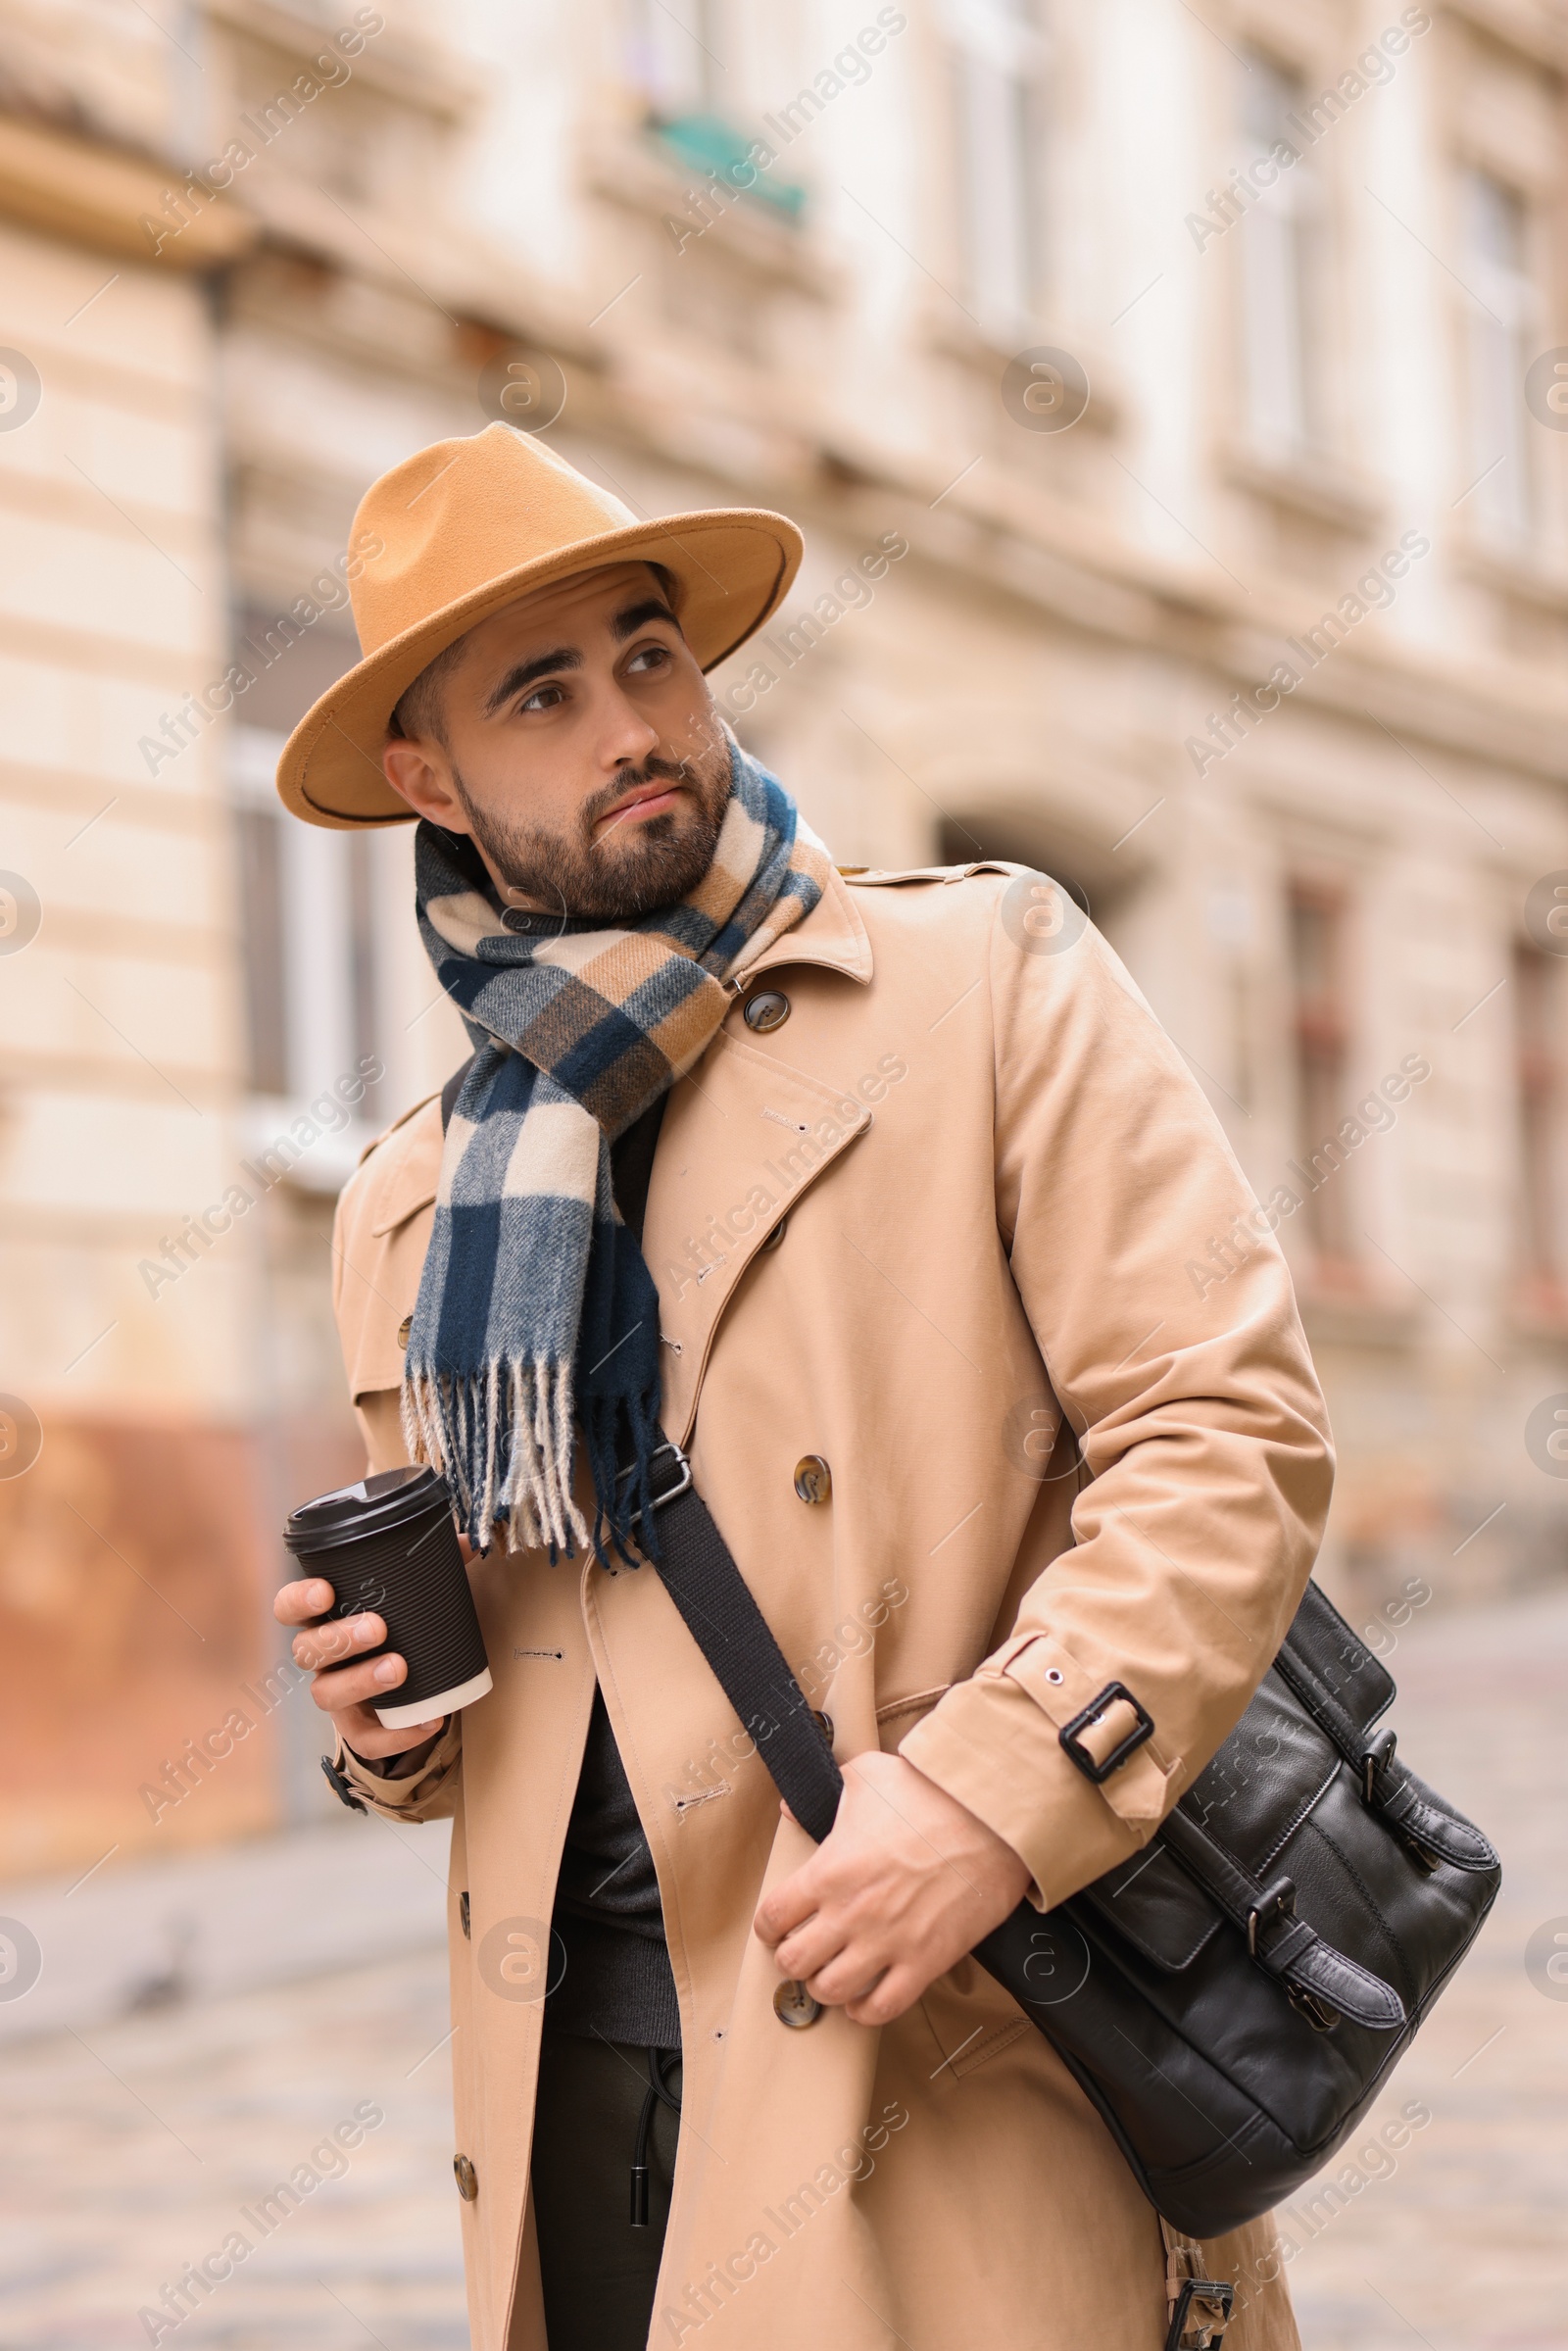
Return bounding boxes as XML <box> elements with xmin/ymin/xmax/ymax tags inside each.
<box><xmin>333</xmin><ymin>1720</ymin><xmax>460</xmax><ymax>1813</ymax></box>
<box><xmin>899</xmin><ymin>1669</ymin><xmax>1163</xmax><ymax>1911</ymax></box>
<box><xmin>984</xmin><ymin>1627</ymin><xmax>1179</xmax><ymax>1829</ymax></box>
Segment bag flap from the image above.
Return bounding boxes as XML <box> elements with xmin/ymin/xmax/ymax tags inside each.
<box><xmin>1284</xmin><ymin>1579</ymin><xmax>1396</xmax><ymax>1736</ymax></box>
<box><xmin>1078</xmin><ymin>1664</ymin><xmax>1348</xmax><ymax>1968</ymax></box>
<box><xmin>1079</xmin><ymin>1843</ymin><xmax>1223</xmax><ymax>1971</ymax></box>
<box><xmin>1179</xmin><ymin>1669</ymin><xmax>1342</xmax><ymax>1880</ymax></box>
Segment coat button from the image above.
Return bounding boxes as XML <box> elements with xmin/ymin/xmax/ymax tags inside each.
<box><xmin>743</xmin><ymin>989</ymin><xmax>790</xmax><ymax>1033</ymax></box>
<box><xmin>760</xmin><ymin>1215</ymin><xmax>788</xmax><ymax>1253</ymax></box>
<box><xmin>813</xmin><ymin>1710</ymin><xmax>834</xmax><ymax>1746</ymax></box>
<box><xmin>454</xmin><ymin>2153</ymin><xmax>478</xmax><ymax>2200</ymax></box>
<box><xmin>459</xmin><ymin>1891</ymin><xmax>471</xmax><ymax>1940</ymax></box>
<box><xmin>773</xmin><ymin>1979</ymin><xmax>823</xmax><ymax>2029</ymax></box>
<box><xmin>794</xmin><ymin>1455</ymin><xmax>831</xmax><ymax>1504</ymax></box>
<box><xmin>397</xmin><ymin>1314</ymin><xmax>412</xmax><ymax>1349</ymax></box>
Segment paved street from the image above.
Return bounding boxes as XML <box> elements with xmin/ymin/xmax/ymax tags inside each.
<box><xmin>0</xmin><ymin>1587</ymin><xmax>1562</xmax><ymax>2349</ymax></box>
<box><xmin>0</xmin><ymin>1947</ymin><xmax>466</xmax><ymax>2349</ymax></box>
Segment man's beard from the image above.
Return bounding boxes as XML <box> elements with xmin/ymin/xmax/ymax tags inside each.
<box><xmin>450</xmin><ymin>745</ymin><xmax>732</xmax><ymax>921</ymax></box>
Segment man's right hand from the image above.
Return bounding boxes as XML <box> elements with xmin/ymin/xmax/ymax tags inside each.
<box><xmin>273</xmin><ymin>1576</ymin><xmax>448</xmax><ymax>1766</ymax></box>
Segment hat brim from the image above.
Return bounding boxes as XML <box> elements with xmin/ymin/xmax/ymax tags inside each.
<box><xmin>275</xmin><ymin>506</ymin><xmax>804</xmax><ymax>827</ymax></box>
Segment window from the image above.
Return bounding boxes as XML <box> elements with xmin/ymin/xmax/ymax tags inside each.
<box><xmin>1462</xmin><ymin>170</ymin><xmax>1536</xmax><ymax>545</ymax></box>
<box><xmin>1289</xmin><ymin>886</ymin><xmax>1353</xmax><ymax>1269</ymax></box>
<box><xmin>1514</xmin><ymin>941</ymin><xmax>1563</xmax><ymax>1293</ymax></box>
<box><xmin>1237</xmin><ymin>55</ymin><xmax>1325</xmax><ymax>458</ymax></box>
<box><xmin>946</xmin><ymin>0</ymin><xmax>1048</xmax><ymax>334</ymax></box>
<box><xmin>229</xmin><ymin>726</ymin><xmax>384</xmax><ymax>1111</ymax></box>
<box><xmin>624</xmin><ymin>0</ymin><xmax>807</xmax><ymax>225</ymax></box>
<box><xmin>625</xmin><ymin>0</ymin><xmax>721</xmax><ymax>115</ymax></box>
<box><xmin>236</xmin><ymin>802</ymin><xmax>288</xmax><ymax>1097</ymax></box>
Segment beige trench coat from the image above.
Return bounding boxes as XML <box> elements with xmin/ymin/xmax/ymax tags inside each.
<box><xmin>329</xmin><ymin>862</ymin><xmax>1333</xmax><ymax>2351</ymax></box>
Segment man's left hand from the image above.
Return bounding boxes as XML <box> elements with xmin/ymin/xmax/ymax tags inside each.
<box><xmin>752</xmin><ymin>1750</ymin><xmax>1032</xmax><ymax>2026</ymax></box>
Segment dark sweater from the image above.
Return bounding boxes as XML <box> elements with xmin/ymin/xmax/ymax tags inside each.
<box><xmin>542</xmin><ymin>1096</ymin><xmax>680</xmax><ymax>2048</ymax></box>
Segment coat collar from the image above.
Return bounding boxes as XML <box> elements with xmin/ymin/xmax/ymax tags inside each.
<box><xmin>740</xmin><ymin>859</ymin><xmax>873</xmax><ymax>988</ymax></box>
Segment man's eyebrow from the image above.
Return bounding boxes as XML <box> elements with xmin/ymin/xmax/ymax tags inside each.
<box><xmin>612</xmin><ymin>597</ymin><xmax>682</xmax><ymax>641</ymax></box>
<box><xmin>479</xmin><ymin>603</ymin><xmax>681</xmax><ymax>717</ymax></box>
<box><xmin>481</xmin><ymin>646</ymin><xmax>580</xmax><ymax>716</ymax></box>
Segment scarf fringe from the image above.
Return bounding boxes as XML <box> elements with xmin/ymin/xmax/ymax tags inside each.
<box><xmin>403</xmin><ymin>1358</ymin><xmax>590</xmax><ymax>1557</ymax></box>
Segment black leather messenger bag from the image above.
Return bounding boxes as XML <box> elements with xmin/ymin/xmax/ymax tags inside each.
<box><xmin>630</xmin><ymin>1435</ymin><xmax>1500</xmax><ymax>2251</ymax></box>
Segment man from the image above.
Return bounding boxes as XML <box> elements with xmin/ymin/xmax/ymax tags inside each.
<box><xmin>274</xmin><ymin>423</ymin><xmax>1332</xmax><ymax>2351</ymax></box>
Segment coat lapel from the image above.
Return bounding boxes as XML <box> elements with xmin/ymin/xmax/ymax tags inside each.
<box><xmin>647</xmin><ymin>1030</ymin><xmax>871</xmax><ymax>1446</ymax></box>
<box><xmin>645</xmin><ymin>869</ymin><xmax>874</xmax><ymax>1446</ymax></box>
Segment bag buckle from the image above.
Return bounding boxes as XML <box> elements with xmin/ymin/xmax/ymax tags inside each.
<box><xmin>1164</xmin><ymin>2275</ymin><xmax>1235</xmax><ymax>2350</ymax></box>
<box><xmin>616</xmin><ymin>1439</ymin><xmax>693</xmax><ymax>1532</ymax></box>
<box><xmin>1361</xmin><ymin>1727</ymin><xmax>1396</xmax><ymax>1802</ymax></box>
<box><xmin>1286</xmin><ymin>1981</ymin><xmax>1341</xmax><ymax>2033</ymax></box>
<box><xmin>1058</xmin><ymin>1680</ymin><xmax>1155</xmax><ymax>1785</ymax></box>
<box><xmin>1246</xmin><ymin>1876</ymin><xmax>1296</xmax><ymax>1958</ymax></box>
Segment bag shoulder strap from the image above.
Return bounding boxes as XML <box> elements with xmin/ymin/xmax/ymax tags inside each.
<box><xmin>640</xmin><ymin>1443</ymin><xmax>843</xmax><ymax>1843</ymax></box>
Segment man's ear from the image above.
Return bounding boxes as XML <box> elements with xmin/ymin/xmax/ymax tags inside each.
<box><xmin>381</xmin><ymin>738</ymin><xmax>471</xmax><ymax>834</ymax></box>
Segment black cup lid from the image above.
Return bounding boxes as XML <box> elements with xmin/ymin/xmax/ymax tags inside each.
<box><xmin>283</xmin><ymin>1463</ymin><xmax>453</xmax><ymax>1553</ymax></box>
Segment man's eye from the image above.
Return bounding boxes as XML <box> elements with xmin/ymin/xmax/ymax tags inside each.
<box><xmin>519</xmin><ymin>683</ymin><xmax>564</xmax><ymax>712</ymax></box>
<box><xmin>626</xmin><ymin>644</ymin><xmax>671</xmax><ymax>673</ymax></box>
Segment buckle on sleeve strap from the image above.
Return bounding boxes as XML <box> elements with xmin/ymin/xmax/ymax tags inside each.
<box><xmin>320</xmin><ymin>1754</ymin><xmax>368</xmax><ymax>1815</ymax></box>
<box><xmin>1058</xmin><ymin>1680</ymin><xmax>1155</xmax><ymax>1784</ymax></box>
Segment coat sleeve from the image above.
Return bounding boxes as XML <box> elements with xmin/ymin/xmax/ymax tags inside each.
<box><xmin>333</xmin><ymin>1711</ymin><xmax>465</xmax><ymax>1822</ymax></box>
<box><xmin>326</xmin><ymin>1135</ymin><xmax>465</xmax><ymax>1827</ymax></box>
<box><xmin>898</xmin><ymin>883</ymin><xmax>1334</xmax><ymax>1910</ymax></box>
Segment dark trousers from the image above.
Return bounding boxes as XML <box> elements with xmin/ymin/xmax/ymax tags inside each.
<box><xmin>530</xmin><ymin>2031</ymin><xmax>681</xmax><ymax>2351</ymax></box>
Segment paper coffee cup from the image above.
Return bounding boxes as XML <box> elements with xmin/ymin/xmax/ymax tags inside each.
<box><xmin>283</xmin><ymin>1466</ymin><xmax>492</xmax><ymax>1726</ymax></box>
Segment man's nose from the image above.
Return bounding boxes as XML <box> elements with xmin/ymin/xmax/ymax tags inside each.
<box><xmin>596</xmin><ymin>681</ymin><xmax>661</xmax><ymax>770</ymax></box>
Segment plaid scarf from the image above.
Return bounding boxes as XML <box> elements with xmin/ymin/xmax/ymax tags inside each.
<box><xmin>402</xmin><ymin>742</ymin><xmax>830</xmax><ymax>1557</ymax></box>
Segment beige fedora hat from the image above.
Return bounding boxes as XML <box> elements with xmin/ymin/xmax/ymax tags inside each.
<box><xmin>275</xmin><ymin>423</ymin><xmax>804</xmax><ymax>827</ymax></box>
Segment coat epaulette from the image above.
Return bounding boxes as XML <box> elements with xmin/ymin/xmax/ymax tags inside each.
<box><xmin>837</xmin><ymin>859</ymin><xmax>1020</xmax><ymax>887</ymax></box>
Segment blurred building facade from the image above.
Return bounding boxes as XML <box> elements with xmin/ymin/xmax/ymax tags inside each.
<box><xmin>3</xmin><ymin>0</ymin><xmax>1567</xmax><ymax>1877</ymax></box>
